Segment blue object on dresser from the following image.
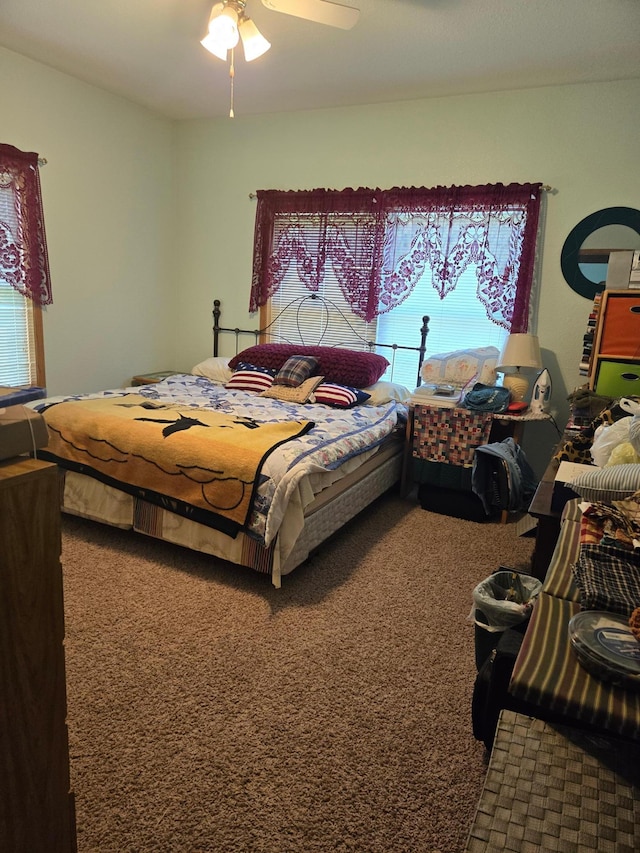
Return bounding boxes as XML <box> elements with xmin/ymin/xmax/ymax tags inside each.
<box><xmin>0</xmin><ymin>386</ymin><xmax>47</xmax><ymax>406</ymax></box>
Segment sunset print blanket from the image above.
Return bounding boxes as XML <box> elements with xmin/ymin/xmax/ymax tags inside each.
<box><xmin>41</xmin><ymin>393</ymin><xmax>313</xmax><ymax>534</ymax></box>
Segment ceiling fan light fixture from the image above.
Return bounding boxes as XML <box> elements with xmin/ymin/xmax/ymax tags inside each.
<box><xmin>200</xmin><ymin>31</ymin><xmax>230</xmax><ymax>61</ymax></box>
<box><xmin>239</xmin><ymin>17</ymin><xmax>271</xmax><ymax>61</ymax></box>
<box><xmin>205</xmin><ymin>3</ymin><xmax>240</xmax><ymax>52</ymax></box>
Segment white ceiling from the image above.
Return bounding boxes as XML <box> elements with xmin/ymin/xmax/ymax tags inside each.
<box><xmin>1</xmin><ymin>0</ymin><xmax>639</xmax><ymax>121</ymax></box>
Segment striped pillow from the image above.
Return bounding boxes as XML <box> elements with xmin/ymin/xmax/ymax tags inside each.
<box><xmin>225</xmin><ymin>363</ymin><xmax>275</xmax><ymax>393</ymax></box>
<box><xmin>313</xmin><ymin>383</ymin><xmax>371</xmax><ymax>409</ymax></box>
<box><xmin>571</xmin><ymin>464</ymin><xmax>640</xmax><ymax>503</ymax></box>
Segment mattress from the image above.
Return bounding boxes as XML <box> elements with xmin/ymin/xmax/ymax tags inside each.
<box><xmin>54</xmin><ymin>436</ymin><xmax>403</xmax><ymax>587</ymax></box>
<box><xmin>41</xmin><ymin>381</ymin><xmax>406</xmax><ymax>585</ymax></box>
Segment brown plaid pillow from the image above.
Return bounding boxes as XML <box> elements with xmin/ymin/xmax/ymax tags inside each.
<box><xmin>273</xmin><ymin>355</ymin><xmax>319</xmax><ymax>387</ymax></box>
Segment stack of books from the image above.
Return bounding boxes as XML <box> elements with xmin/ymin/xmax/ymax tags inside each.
<box><xmin>578</xmin><ymin>292</ymin><xmax>602</xmax><ymax>380</ymax></box>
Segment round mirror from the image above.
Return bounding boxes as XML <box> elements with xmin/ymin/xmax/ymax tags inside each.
<box><xmin>560</xmin><ymin>207</ymin><xmax>640</xmax><ymax>299</ymax></box>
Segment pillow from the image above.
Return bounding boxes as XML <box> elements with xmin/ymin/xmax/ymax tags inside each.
<box><xmin>229</xmin><ymin>344</ymin><xmax>389</xmax><ymax>388</ymax></box>
<box><xmin>260</xmin><ymin>375</ymin><xmax>324</xmax><ymax>404</ymax></box>
<box><xmin>273</xmin><ymin>355</ymin><xmax>319</xmax><ymax>388</ymax></box>
<box><xmin>312</xmin><ymin>383</ymin><xmax>371</xmax><ymax>409</ymax></box>
<box><xmin>224</xmin><ymin>363</ymin><xmax>275</xmax><ymax>393</ymax></box>
<box><xmin>191</xmin><ymin>356</ymin><xmax>232</xmax><ymax>384</ymax></box>
<box><xmin>362</xmin><ymin>381</ymin><xmax>411</xmax><ymax>406</ymax></box>
<box><xmin>571</xmin><ymin>464</ymin><xmax>640</xmax><ymax>503</ymax></box>
<box><xmin>420</xmin><ymin>346</ymin><xmax>499</xmax><ymax>388</ymax></box>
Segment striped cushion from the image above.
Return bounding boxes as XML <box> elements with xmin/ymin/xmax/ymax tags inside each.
<box><xmin>510</xmin><ymin>592</ymin><xmax>640</xmax><ymax>740</ymax></box>
<box><xmin>541</xmin><ymin>512</ymin><xmax>582</xmax><ymax>602</ymax></box>
<box><xmin>313</xmin><ymin>383</ymin><xmax>371</xmax><ymax>409</ymax></box>
<box><xmin>225</xmin><ymin>363</ymin><xmax>275</xmax><ymax>393</ymax></box>
<box><xmin>571</xmin><ymin>464</ymin><xmax>640</xmax><ymax>502</ymax></box>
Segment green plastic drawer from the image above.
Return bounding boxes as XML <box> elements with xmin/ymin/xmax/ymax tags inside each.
<box><xmin>594</xmin><ymin>359</ymin><xmax>640</xmax><ymax>397</ymax></box>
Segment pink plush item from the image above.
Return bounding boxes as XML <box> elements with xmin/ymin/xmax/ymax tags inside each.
<box><xmin>229</xmin><ymin>344</ymin><xmax>389</xmax><ymax>389</ymax></box>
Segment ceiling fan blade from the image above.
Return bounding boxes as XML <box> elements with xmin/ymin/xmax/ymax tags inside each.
<box><xmin>261</xmin><ymin>0</ymin><xmax>360</xmax><ymax>30</ymax></box>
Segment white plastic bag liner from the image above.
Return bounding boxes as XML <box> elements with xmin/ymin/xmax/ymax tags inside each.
<box><xmin>471</xmin><ymin>570</ymin><xmax>542</xmax><ymax>632</ymax></box>
<box><xmin>590</xmin><ymin>417</ymin><xmax>632</xmax><ymax>467</ymax></box>
<box><xmin>628</xmin><ymin>412</ymin><xmax>640</xmax><ymax>454</ymax></box>
<box><xmin>619</xmin><ymin>398</ymin><xmax>640</xmax><ymax>417</ymax></box>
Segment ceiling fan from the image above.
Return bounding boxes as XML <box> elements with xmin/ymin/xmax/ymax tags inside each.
<box><xmin>201</xmin><ymin>0</ymin><xmax>360</xmax><ymax>63</ymax></box>
<box><xmin>201</xmin><ymin>0</ymin><xmax>359</xmax><ymax>115</ymax></box>
<box><xmin>261</xmin><ymin>0</ymin><xmax>360</xmax><ymax>30</ymax></box>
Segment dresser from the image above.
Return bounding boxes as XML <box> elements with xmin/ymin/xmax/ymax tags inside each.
<box><xmin>0</xmin><ymin>458</ymin><xmax>76</xmax><ymax>852</ymax></box>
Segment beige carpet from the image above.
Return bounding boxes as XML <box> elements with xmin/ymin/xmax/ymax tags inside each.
<box><xmin>60</xmin><ymin>490</ymin><xmax>535</xmax><ymax>853</ymax></box>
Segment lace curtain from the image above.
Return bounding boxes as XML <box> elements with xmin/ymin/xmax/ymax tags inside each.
<box><xmin>250</xmin><ymin>188</ymin><xmax>385</xmax><ymax>318</ymax></box>
<box><xmin>0</xmin><ymin>143</ymin><xmax>52</xmax><ymax>306</ymax></box>
<box><xmin>250</xmin><ymin>183</ymin><xmax>541</xmax><ymax>331</ymax></box>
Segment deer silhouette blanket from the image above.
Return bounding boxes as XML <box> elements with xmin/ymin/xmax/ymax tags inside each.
<box><xmin>41</xmin><ymin>394</ymin><xmax>313</xmax><ymax>535</ymax></box>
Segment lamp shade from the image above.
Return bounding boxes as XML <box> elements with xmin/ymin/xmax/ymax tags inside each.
<box><xmin>497</xmin><ymin>334</ymin><xmax>542</xmax><ymax>371</ymax></box>
<box><xmin>239</xmin><ymin>18</ymin><xmax>271</xmax><ymax>61</ymax></box>
<box><xmin>202</xmin><ymin>2</ymin><xmax>239</xmax><ymax>58</ymax></box>
<box><xmin>201</xmin><ymin>31</ymin><xmax>229</xmax><ymax>60</ymax></box>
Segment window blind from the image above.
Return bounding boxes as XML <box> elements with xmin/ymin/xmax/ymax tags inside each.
<box><xmin>0</xmin><ymin>279</ymin><xmax>36</xmax><ymax>386</ymax></box>
<box><xmin>268</xmin><ymin>218</ymin><xmax>376</xmax><ymax>352</ymax></box>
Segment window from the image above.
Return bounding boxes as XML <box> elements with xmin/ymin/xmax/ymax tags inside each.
<box><xmin>0</xmin><ymin>144</ymin><xmax>52</xmax><ymax>388</ymax></box>
<box><xmin>0</xmin><ymin>280</ymin><xmax>44</xmax><ymax>386</ymax></box>
<box><xmin>252</xmin><ymin>185</ymin><xmax>542</xmax><ymax>389</ymax></box>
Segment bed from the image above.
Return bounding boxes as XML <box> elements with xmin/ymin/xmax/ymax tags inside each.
<box><xmin>33</xmin><ymin>297</ymin><xmax>429</xmax><ymax>586</ymax></box>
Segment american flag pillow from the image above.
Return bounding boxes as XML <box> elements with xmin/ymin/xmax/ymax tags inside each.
<box><xmin>225</xmin><ymin>362</ymin><xmax>275</xmax><ymax>393</ymax></box>
<box><xmin>313</xmin><ymin>383</ymin><xmax>371</xmax><ymax>409</ymax></box>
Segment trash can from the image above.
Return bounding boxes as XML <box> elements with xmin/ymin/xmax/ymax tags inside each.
<box><xmin>471</xmin><ymin>569</ymin><xmax>542</xmax><ymax>670</ymax></box>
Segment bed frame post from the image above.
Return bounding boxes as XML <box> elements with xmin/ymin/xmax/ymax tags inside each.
<box><xmin>212</xmin><ymin>299</ymin><xmax>221</xmax><ymax>356</ymax></box>
<box><xmin>417</xmin><ymin>315</ymin><xmax>429</xmax><ymax>386</ymax></box>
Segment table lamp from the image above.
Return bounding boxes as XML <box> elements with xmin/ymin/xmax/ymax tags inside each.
<box><xmin>497</xmin><ymin>334</ymin><xmax>542</xmax><ymax>402</ymax></box>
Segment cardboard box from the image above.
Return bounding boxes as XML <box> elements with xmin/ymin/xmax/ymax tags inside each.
<box><xmin>0</xmin><ymin>404</ymin><xmax>49</xmax><ymax>461</ymax></box>
<box><xmin>605</xmin><ymin>251</ymin><xmax>633</xmax><ymax>289</ymax></box>
<box><xmin>0</xmin><ymin>385</ymin><xmax>47</xmax><ymax>406</ymax></box>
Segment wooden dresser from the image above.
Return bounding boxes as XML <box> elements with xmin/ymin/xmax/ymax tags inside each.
<box><xmin>0</xmin><ymin>458</ymin><xmax>76</xmax><ymax>852</ymax></box>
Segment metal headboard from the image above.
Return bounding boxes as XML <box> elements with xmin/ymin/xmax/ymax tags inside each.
<box><xmin>212</xmin><ymin>294</ymin><xmax>430</xmax><ymax>387</ymax></box>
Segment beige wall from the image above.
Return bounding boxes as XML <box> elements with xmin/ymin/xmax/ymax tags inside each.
<box><xmin>1</xmin><ymin>47</ymin><xmax>176</xmax><ymax>394</ymax></box>
<box><xmin>3</xmin><ymin>42</ymin><xmax>639</xmax><ymax>471</ymax></box>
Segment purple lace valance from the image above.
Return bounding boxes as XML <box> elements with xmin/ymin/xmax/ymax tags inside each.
<box><xmin>250</xmin><ymin>183</ymin><xmax>542</xmax><ymax>331</ymax></box>
<box><xmin>0</xmin><ymin>143</ymin><xmax>53</xmax><ymax>306</ymax></box>
<box><xmin>250</xmin><ymin>187</ymin><xmax>385</xmax><ymax>317</ymax></box>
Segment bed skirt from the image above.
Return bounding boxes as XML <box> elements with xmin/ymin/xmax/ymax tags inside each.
<box><xmin>53</xmin><ymin>440</ymin><xmax>403</xmax><ymax>587</ymax></box>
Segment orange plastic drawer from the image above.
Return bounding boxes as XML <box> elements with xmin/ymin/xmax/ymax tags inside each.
<box><xmin>600</xmin><ymin>294</ymin><xmax>640</xmax><ymax>356</ymax></box>
<box><xmin>594</xmin><ymin>359</ymin><xmax>640</xmax><ymax>397</ymax></box>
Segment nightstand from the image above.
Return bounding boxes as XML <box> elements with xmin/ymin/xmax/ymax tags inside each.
<box><xmin>131</xmin><ymin>370</ymin><xmax>178</xmax><ymax>387</ymax></box>
<box><xmin>401</xmin><ymin>403</ymin><xmax>553</xmax><ymax>509</ymax></box>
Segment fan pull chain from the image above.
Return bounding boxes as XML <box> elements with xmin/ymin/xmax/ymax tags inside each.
<box><xmin>229</xmin><ymin>48</ymin><xmax>235</xmax><ymax>118</ymax></box>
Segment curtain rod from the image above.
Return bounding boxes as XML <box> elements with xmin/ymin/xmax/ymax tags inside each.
<box><xmin>248</xmin><ymin>184</ymin><xmax>554</xmax><ymax>199</ymax></box>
